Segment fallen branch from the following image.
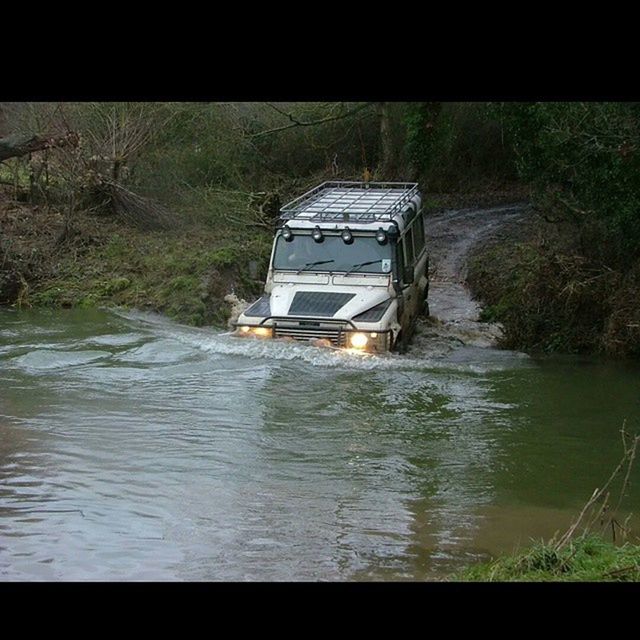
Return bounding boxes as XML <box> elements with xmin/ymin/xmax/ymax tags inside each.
<box><xmin>0</xmin><ymin>131</ymin><xmax>78</xmax><ymax>163</ymax></box>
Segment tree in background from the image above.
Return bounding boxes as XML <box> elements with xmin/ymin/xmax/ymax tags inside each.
<box><xmin>501</xmin><ymin>102</ymin><xmax>640</xmax><ymax>266</ymax></box>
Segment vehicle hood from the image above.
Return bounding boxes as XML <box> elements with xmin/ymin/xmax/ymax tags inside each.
<box><xmin>268</xmin><ymin>282</ymin><xmax>390</xmax><ymax>320</ymax></box>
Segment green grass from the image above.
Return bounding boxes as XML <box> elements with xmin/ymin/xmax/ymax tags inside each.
<box><xmin>457</xmin><ymin>535</ymin><xmax>640</xmax><ymax>582</ymax></box>
<box><xmin>29</xmin><ymin>225</ymin><xmax>272</xmax><ymax>327</ymax></box>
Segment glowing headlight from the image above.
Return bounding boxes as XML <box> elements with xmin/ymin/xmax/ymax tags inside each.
<box><xmin>349</xmin><ymin>332</ymin><xmax>368</xmax><ymax>349</ymax></box>
<box><xmin>237</xmin><ymin>326</ymin><xmax>271</xmax><ymax>338</ymax></box>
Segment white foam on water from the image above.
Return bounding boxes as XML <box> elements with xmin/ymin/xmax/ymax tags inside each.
<box><xmin>111</xmin><ymin>308</ymin><xmax>530</xmax><ymax>374</ymax></box>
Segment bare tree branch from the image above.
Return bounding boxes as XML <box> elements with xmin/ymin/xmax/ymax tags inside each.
<box><xmin>250</xmin><ymin>102</ymin><xmax>374</xmax><ymax>139</ymax></box>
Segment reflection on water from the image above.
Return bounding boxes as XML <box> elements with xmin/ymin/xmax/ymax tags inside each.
<box><xmin>0</xmin><ymin>308</ymin><xmax>639</xmax><ymax>580</ymax></box>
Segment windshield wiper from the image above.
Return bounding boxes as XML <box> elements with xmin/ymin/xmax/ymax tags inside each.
<box><xmin>344</xmin><ymin>260</ymin><xmax>380</xmax><ymax>276</ymax></box>
<box><xmin>296</xmin><ymin>259</ymin><xmax>335</xmax><ymax>274</ymax></box>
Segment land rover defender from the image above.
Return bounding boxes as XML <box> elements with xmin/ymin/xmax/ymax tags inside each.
<box><xmin>233</xmin><ymin>181</ymin><xmax>429</xmax><ymax>353</ymax></box>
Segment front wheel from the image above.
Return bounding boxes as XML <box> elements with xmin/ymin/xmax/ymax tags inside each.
<box><xmin>421</xmin><ymin>257</ymin><xmax>430</xmax><ymax>317</ymax></box>
<box><xmin>422</xmin><ymin>281</ymin><xmax>430</xmax><ymax>317</ymax></box>
<box><xmin>393</xmin><ymin>331</ymin><xmax>408</xmax><ymax>354</ymax></box>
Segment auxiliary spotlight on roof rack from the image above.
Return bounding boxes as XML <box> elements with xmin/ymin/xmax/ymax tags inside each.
<box><xmin>279</xmin><ymin>181</ymin><xmax>419</xmax><ymax>223</ymax></box>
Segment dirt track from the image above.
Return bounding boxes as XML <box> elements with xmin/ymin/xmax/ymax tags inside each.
<box><xmin>408</xmin><ymin>203</ymin><xmax>529</xmax><ymax>356</ymax></box>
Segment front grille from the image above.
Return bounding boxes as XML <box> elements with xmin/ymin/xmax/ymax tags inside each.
<box><xmin>274</xmin><ymin>324</ymin><xmax>348</xmax><ymax>347</ymax></box>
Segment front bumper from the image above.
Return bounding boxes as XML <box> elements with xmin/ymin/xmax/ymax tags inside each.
<box><xmin>232</xmin><ymin>316</ymin><xmax>393</xmax><ymax>352</ymax></box>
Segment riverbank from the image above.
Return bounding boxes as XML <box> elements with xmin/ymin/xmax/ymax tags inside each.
<box><xmin>466</xmin><ymin>207</ymin><xmax>640</xmax><ymax>358</ymax></box>
<box><xmin>454</xmin><ymin>536</ymin><xmax>640</xmax><ymax>582</ymax></box>
<box><xmin>3</xmin><ymin>182</ymin><xmax>640</xmax><ymax>360</ymax></box>
<box><xmin>0</xmin><ymin>188</ymin><xmax>271</xmax><ymax>327</ymax></box>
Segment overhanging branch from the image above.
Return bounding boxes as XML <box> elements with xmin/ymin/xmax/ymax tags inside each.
<box><xmin>250</xmin><ymin>102</ymin><xmax>374</xmax><ymax>139</ymax></box>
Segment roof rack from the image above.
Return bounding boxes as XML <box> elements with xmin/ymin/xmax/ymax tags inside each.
<box><xmin>280</xmin><ymin>181</ymin><xmax>419</xmax><ymax>223</ymax></box>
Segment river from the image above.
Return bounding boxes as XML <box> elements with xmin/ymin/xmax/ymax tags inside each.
<box><xmin>1</xmin><ymin>307</ymin><xmax>639</xmax><ymax>580</ymax></box>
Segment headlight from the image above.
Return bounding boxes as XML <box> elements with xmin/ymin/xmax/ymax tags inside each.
<box><xmin>346</xmin><ymin>331</ymin><xmax>390</xmax><ymax>352</ymax></box>
<box><xmin>236</xmin><ymin>326</ymin><xmax>272</xmax><ymax>338</ymax></box>
<box><xmin>349</xmin><ymin>332</ymin><xmax>368</xmax><ymax>349</ymax></box>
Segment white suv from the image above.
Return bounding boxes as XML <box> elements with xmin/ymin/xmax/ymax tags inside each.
<box><xmin>234</xmin><ymin>181</ymin><xmax>429</xmax><ymax>353</ymax></box>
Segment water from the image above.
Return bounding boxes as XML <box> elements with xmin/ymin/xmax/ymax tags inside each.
<box><xmin>1</xmin><ymin>307</ymin><xmax>639</xmax><ymax>581</ymax></box>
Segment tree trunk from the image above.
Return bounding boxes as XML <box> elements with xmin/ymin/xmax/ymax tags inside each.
<box><xmin>377</xmin><ymin>102</ymin><xmax>396</xmax><ymax>179</ymax></box>
<box><xmin>0</xmin><ymin>104</ymin><xmax>8</xmax><ymax>137</ymax></box>
<box><xmin>0</xmin><ymin>132</ymin><xmax>78</xmax><ymax>163</ymax></box>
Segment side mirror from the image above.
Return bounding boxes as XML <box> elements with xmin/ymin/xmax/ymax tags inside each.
<box><xmin>403</xmin><ymin>266</ymin><xmax>414</xmax><ymax>284</ymax></box>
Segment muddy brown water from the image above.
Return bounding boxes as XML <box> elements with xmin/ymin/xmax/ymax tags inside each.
<box><xmin>1</xmin><ymin>205</ymin><xmax>640</xmax><ymax>581</ymax></box>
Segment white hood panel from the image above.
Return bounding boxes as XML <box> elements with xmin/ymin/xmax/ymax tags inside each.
<box><xmin>269</xmin><ymin>283</ymin><xmax>390</xmax><ymax>319</ymax></box>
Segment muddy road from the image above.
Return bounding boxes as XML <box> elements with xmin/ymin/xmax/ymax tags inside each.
<box><xmin>408</xmin><ymin>203</ymin><xmax>529</xmax><ymax>357</ymax></box>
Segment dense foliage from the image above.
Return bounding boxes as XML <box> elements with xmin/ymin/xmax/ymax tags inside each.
<box><xmin>501</xmin><ymin>102</ymin><xmax>640</xmax><ymax>266</ymax></box>
<box><xmin>465</xmin><ymin>103</ymin><xmax>640</xmax><ymax>357</ymax></box>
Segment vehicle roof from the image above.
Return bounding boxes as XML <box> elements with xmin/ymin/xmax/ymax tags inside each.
<box><xmin>279</xmin><ymin>181</ymin><xmax>421</xmax><ymax>232</ymax></box>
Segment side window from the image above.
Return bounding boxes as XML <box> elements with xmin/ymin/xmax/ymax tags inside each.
<box><xmin>403</xmin><ymin>228</ymin><xmax>415</xmax><ymax>267</ymax></box>
<box><xmin>413</xmin><ymin>212</ymin><xmax>425</xmax><ymax>258</ymax></box>
<box><xmin>395</xmin><ymin>240</ymin><xmax>405</xmax><ymax>280</ymax></box>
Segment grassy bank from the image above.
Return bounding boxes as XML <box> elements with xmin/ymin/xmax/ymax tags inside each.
<box><xmin>32</xmin><ymin>228</ymin><xmax>272</xmax><ymax>327</ymax></box>
<box><xmin>0</xmin><ymin>192</ymin><xmax>272</xmax><ymax>326</ymax></box>
<box><xmin>457</xmin><ymin>535</ymin><xmax>640</xmax><ymax>582</ymax></box>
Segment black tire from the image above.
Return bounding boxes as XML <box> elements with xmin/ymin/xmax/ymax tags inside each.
<box><xmin>422</xmin><ymin>256</ymin><xmax>430</xmax><ymax>317</ymax></box>
<box><xmin>393</xmin><ymin>331</ymin><xmax>407</xmax><ymax>354</ymax></box>
<box><xmin>422</xmin><ymin>280</ymin><xmax>430</xmax><ymax>317</ymax></box>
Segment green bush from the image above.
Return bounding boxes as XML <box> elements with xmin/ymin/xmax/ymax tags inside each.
<box><xmin>468</xmin><ymin>227</ymin><xmax>621</xmax><ymax>354</ymax></box>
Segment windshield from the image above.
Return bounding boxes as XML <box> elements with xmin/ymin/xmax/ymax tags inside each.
<box><xmin>273</xmin><ymin>234</ymin><xmax>392</xmax><ymax>274</ymax></box>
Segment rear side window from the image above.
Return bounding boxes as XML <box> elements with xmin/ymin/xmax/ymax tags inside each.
<box><xmin>413</xmin><ymin>213</ymin><xmax>425</xmax><ymax>257</ymax></box>
<box><xmin>403</xmin><ymin>229</ymin><xmax>415</xmax><ymax>266</ymax></box>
